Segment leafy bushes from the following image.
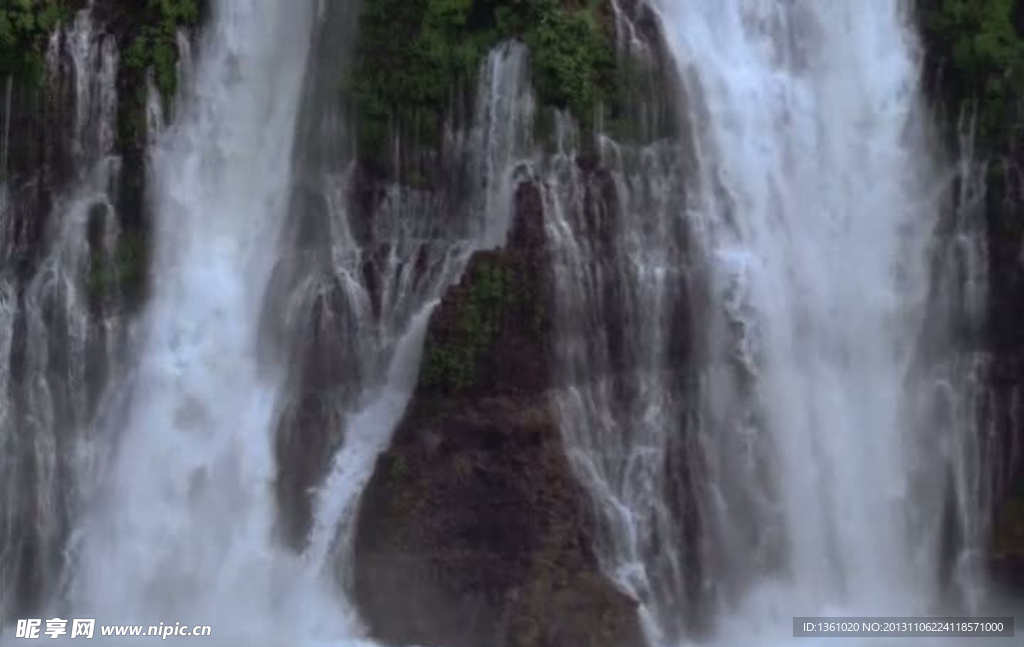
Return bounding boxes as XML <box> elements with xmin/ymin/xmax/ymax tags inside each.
<box><xmin>523</xmin><ymin>1</ymin><xmax>615</xmax><ymax>121</ymax></box>
<box><xmin>115</xmin><ymin>0</ymin><xmax>205</xmax><ymax>226</ymax></box>
<box><xmin>120</xmin><ymin>0</ymin><xmax>203</xmax><ymax>103</ymax></box>
<box><xmin>0</xmin><ymin>0</ymin><xmax>82</xmax><ymax>83</ymax></box>
<box><xmin>0</xmin><ymin>0</ymin><xmax>201</xmax><ymax>95</ymax></box>
<box><xmin>921</xmin><ymin>0</ymin><xmax>1024</xmax><ymax>145</ymax></box>
<box><xmin>351</xmin><ymin>0</ymin><xmax>617</xmax><ymax>170</ymax></box>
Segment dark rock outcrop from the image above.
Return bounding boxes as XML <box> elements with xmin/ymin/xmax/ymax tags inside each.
<box><xmin>353</xmin><ymin>180</ymin><xmax>643</xmax><ymax>647</ymax></box>
<box><xmin>990</xmin><ymin>475</ymin><xmax>1024</xmax><ymax>593</ymax></box>
<box><xmin>916</xmin><ymin>0</ymin><xmax>1024</xmax><ymax>594</ymax></box>
<box><xmin>0</xmin><ymin>2</ymin><xmax>205</xmax><ymax>622</ymax></box>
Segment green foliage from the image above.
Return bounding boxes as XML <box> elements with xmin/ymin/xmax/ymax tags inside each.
<box><xmin>121</xmin><ymin>0</ymin><xmax>202</xmax><ymax>104</ymax></box>
<box><xmin>116</xmin><ymin>0</ymin><xmax>204</xmax><ymax>172</ymax></box>
<box><xmin>523</xmin><ymin>0</ymin><xmax>615</xmax><ymax>125</ymax></box>
<box><xmin>351</xmin><ymin>0</ymin><xmax>494</xmax><ymax>170</ymax></box>
<box><xmin>0</xmin><ymin>0</ymin><xmax>199</xmax><ymax>95</ymax></box>
<box><xmin>86</xmin><ymin>231</ymin><xmax>146</xmax><ymax>302</ymax></box>
<box><xmin>351</xmin><ymin>0</ymin><xmax>617</xmax><ymax>172</ymax></box>
<box><xmin>421</xmin><ymin>260</ymin><xmax>511</xmax><ymax>393</ymax></box>
<box><xmin>922</xmin><ymin>0</ymin><xmax>1024</xmax><ymax>145</ymax></box>
<box><xmin>0</xmin><ymin>0</ymin><xmax>81</xmax><ymax>83</ymax></box>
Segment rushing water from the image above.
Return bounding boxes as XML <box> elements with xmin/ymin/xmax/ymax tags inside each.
<box><xmin>669</xmin><ymin>0</ymin><xmax>943</xmax><ymax>607</ymax></box>
<box><xmin>551</xmin><ymin>1</ymin><xmax>1017</xmax><ymax>645</ymax></box>
<box><xmin>0</xmin><ymin>0</ymin><xmax>537</xmax><ymax>640</ymax></box>
<box><xmin>1</xmin><ymin>1</ymin><xmax>1020</xmax><ymax>645</ymax></box>
<box><xmin>667</xmin><ymin>0</ymin><xmax>1013</xmax><ymax>640</ymax></box>
<box><xmin>0</xmin><ymin>7</ymin><xmax>122</xmax><ymax>623</ymax></box>
<box><xmin>60</xmin><ymin>0</ymin><xmax>322</xmax><ymax>638</ymax></box>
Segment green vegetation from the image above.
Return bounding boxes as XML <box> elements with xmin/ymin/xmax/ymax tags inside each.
<box><xmin>117</xmin><ymin>0</ymin><xmax>204</xmax><ymax>155</ymax></box>
<box><xmin>0</xmin><ymin>0</ymin><xmax>204</xmax><ymax>161</ymax></box>
<box><xmin>116</xmin><ymin>0</ymin><xmax>205</xmax><ymax>217</ymax></box>
<box><xmin>523</xmin><ymin>2</ymin><xmax>616</xmax><ymax>122</ymax></box>
<box><xmin>0</xmin><ymin>0</ymin><xmax>200</xmax><ymax>96</ymax></box>
<box><xmin>120</xmin><ymin>0</ymin><xmax>203</xmax><ymax>105</ymax></box>
<box><xmin>0</xmin><ymin>0</ymin><xmax>82</xmax><ymax>83</ymax></box>
<box><xmin>421</xmin><ymin>260</ymin><xmax>512</xmax><ymax>393</ymax></box>
<box><xmin>351</xmin><ymin>0</ymin><xmax>617</xmax><ymax>173</ymax></box>
<box><xmin>921</xmin><ymin>0</ymin><xmax>1024</xmax><ymax>145</ymax></box>
<box><xmin>86</xmin><ymin>231</ymin><xmax>146</xmax><ymax>303</ymax></box>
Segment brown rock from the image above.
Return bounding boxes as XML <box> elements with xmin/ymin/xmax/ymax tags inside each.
<box><xmin>352</xmin><ymin>181</ymin><xmax>643</xmax><ymax>647</ymax></box>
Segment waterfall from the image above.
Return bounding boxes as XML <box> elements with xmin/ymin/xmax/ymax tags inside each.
<box><xmin>664</xmin><ymin>0</ymin><xmax>943</xmax><ymax>609</ymax></box>
<box><xmin>12</xmin><ymin>0</ymin><xmax>534</xmax><ymax>637</ymax></box>
<box><xmin>5</xmin><ymin>0</ymin><xmax>1016</xmax><ymax>645</ymax></box>
<box><xmin>61</xmin><ymin>0</ymin><xmax>323</xmax><ymax>639</ymax></box>
<box><xmin>545</xmin><ymin>119</ymin><xmax>696</xmax><ymax>644</ymax></box>
<box><xmin>1</xmin><ymin>75</ymin><xmax>11</xmax><ymax>188</ymax></box>
<box><xmin>285</xmin><ymin>39</ymin><xmax>536</xmax><ymax>626</ymax></box>
<box><xmin>915</xmin><ymin>109</ymin><xmax>993</xmax><ymax>611</ymax></box>
<box><xmin>549</xmin><ymin>0</ymin><xmax>1012</xmax><ymax>644</ymax></box>
<box><xmin>0</xmin><ymin>7</ymin><xmax>121</xmax><ymax>624</ymax></box>
<box><xmin>665</xmin><ymin>0</ymin><xmax>1001</xmax><ymax>637</ymax></box>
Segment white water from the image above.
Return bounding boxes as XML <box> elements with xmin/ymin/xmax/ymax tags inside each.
<box><xmin>5</xmin><ymin>1</ymin><xmax>1013</xmax><ymax>645</ymax></box>
<box><xmin>544</xmin><ymin>115</ymin><xmax>694</xmax><ymax>644</ymax></box>
<box><xmin>61</xmin><ymin>0</ymin><xmax>334</xmax><ymax>641</ymax></box>
<box><xmin>652</xmin><ymin>0</ymin><xmax>989</xmax><ymax>641</ymax></box>
<box><xmin>300</xmin><ymin>39</ymin><xmax>536</xmax><ymax>610</ymax></box>
<box><xmin>0</xmin><ymin>6</ymin><xmax>122</xmax><ymax>623</ymax></box>
<box><xmin>548</xmin><ymin>1</ymin><xmax>1015</xmax><ymax>646</ymax></box>
<box><xmin>7</xmin><ymin>6</ymin><xmax>536</xmax><ymax>643</ymax></box>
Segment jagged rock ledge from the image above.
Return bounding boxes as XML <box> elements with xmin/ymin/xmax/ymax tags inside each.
<box><xmin>352</xmin><ymin>180</ymin><xmax>643</xmax><ymax>647</ymax></box>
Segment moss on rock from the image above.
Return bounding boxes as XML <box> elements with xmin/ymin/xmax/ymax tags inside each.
<box><xmin>85</xmin><ymin>230</ymin><xmax>146</xmax><ymax>306</ymax></box>
<box><xmin>419</xmin><ymin>180</ymin><xmax>551</xmax><ymax>396</ymax></box>
<box><xmin>353</xmin><ymin>180</ymin><xmax>642</xmax><ymax>647</ymax></box>
<box><xmin>421</xmin><ymin>259</ymin><xmax>514</xmax><ymax>393</ymax></box>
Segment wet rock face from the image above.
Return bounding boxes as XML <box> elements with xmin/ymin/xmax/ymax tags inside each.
<box><xmin>984</xmin><ymin>350</ymin><xmax>1024</xmax><ymax>591</ymax></box>
<box><xmin>978</xmin><ymin>118</ymin><xmax>1024</xmax><ymax>595</ymax></box>
<box><xmin>3</xmin><ymin>63</ymin><xmax>79</xmax><ymax>282</ymax></box>
<box><xmin>264</xmin><ymin>178</ymin><xmax>368</xmax><ymax>549</ymax></box>
<box><xmin>991</xmin><ymin>478</ymin><xmax>1024</xmax><ymax>593</ymax></box>
<box><xmin>354</xmin><ymin>397</ymin><xmax>643</xmax><ymax>647</ymax></box>
<box><xmin>352</xmin><ymin>181</ymin><xmax>643</xmax><ymax>647</ymax></box>
<box><xmin>914</xmin><ymin>1</ymin><xmax>1024</xmax><ymax>594</ymax></box>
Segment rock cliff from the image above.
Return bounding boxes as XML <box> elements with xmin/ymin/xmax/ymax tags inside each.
<box><xmin>918</xmin><ymin>0</ymin><xmax>1024</xmax><ymax>592</ymax></box>
<box><xmin>353</xmin><ymin>179</ymin><xmax>643</xmax><ymax>647</ymax></box>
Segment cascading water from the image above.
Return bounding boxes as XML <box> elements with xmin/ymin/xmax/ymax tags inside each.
<box><xmin>914</xmin><ymin>110</ymin><xmax>993</xmax><ymax>612</ymax></box>
<box><xmin>544</xmin><ymin>118</ymin><xmax>697</xmax><ymax>645</ymax></box>
<box><xmin>58</xmin><ymin>0</ymin><xmax>331</xmax><ymax>640</ymax></box>
<box><xmin>551</xmin><ymin>1</ymin><xmax>1016</xmax><ymax>645</ymax></box>
<box><xmin>6</xmin><ymin>1</ymin><xmax>1015</xmax><ymax>645</ymax></box>
<box><xmin>0</xmin><ymin>0</ymin><xmax>537</xmax><ymax>639</ymax></box>
<box><xmin>664</xmin><ymin>0</ymin><xmax>944</xmax><ymax>610</ymax></box>
<box><xmin>278</xmin><ymin>37</ymin><xmax>536</xmax><ymax>618</ymax></box>
<box><xmin>0</xmin><ymin>6</ymin><xmax>122</xmax><ymax>623</ymax></box>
